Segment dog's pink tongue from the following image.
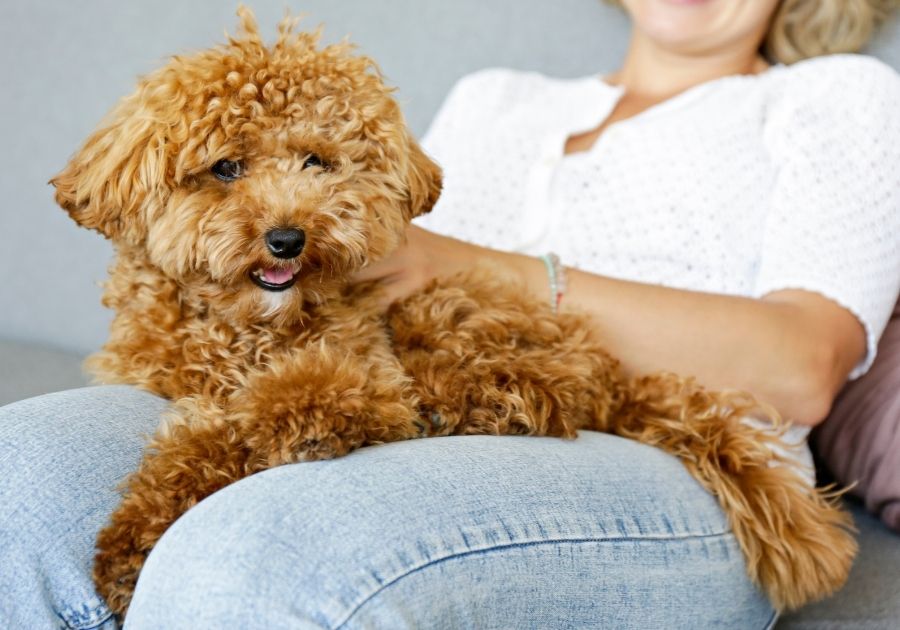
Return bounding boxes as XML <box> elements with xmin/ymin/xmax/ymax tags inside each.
<box><xmin>263</xmin><ymin>268</ymin><xmax>293</xmax><ymax>284</ymax></box>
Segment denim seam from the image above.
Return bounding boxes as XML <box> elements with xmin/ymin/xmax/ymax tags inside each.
<box><xmin>76</xmin><ymin>615</ymin><xmax>115</xmax><ymax>630</ymax></box>
<box><xmin>56</xmin><ymin>606</ymin><xmax>114</xmax><ymax>630</ymax></box>
<box><xmin>333</xmin><ymin>530</ymin><xmax>733</xmax><ymax>629</ymax></box>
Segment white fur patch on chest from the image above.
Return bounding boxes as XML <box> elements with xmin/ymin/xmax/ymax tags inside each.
<box><xmin>260</xmin><ymin>290</ymin><xmax>288</xmax><ymax>317</ymax></box>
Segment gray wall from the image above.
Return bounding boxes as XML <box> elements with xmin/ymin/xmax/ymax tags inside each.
<box><xmin>1</xmin><ymin>1</ymin><xmax>898</xmax><ymax>356</ymax></box>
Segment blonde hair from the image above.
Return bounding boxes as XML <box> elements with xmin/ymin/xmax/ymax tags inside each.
<box><xmin>766</xmin><ymin>0</ymin><xmax>898</xmax><ymax>63</ymax></box>
<box><xmin>605</xmin><ymin>0</ymin><xmax>898</xmax><ymax>64</ymax></box>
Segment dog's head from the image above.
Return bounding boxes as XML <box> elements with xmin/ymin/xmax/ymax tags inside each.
<box><xmin>51</xmin><ymin>7</ymin><xmax>441</xmax><ymax>324</ymax></box>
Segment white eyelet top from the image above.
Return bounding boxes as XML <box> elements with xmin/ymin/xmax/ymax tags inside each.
<box><xmin>415</xmin><ymin>54</ymin><xmax>900</xmax><ymax>380</ymax></box>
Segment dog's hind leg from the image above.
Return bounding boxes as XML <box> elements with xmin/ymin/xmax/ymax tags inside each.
<box><xmin>387</xmin><ymin>274</ymin><xmax>624</xmax><ymax>438</ymax></box>
<box><xmin>605</xmin><ymin>373</ymin><xmax>857</xmax><ymax>612</ymax></box>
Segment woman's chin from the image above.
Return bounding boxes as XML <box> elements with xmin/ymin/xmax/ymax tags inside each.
<box><xmin>623</xmin><ymin>0</ymin><xmax>778</xmax><ymax>55</ymax></box>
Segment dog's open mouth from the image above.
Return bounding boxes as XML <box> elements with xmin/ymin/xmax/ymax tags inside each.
<box><xmin>249</xmin><ymin>265</ymin><xmax>300</xmax><ymax>291</ymax></box>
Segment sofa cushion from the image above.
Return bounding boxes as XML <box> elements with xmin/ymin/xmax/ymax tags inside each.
<box><xmin>777</xmin><ymin>499</ymin><xmax>900</xmax><ymax>629</ymax></box>
<box><xmin>0</xmin><ymin>339</ymin><xmax>88</xmax><ymax>407</ymax></box>
<box><xmin>813</xmin><ymin>298</ymin><xmax>900</xmax><ymax>531</ymax></box>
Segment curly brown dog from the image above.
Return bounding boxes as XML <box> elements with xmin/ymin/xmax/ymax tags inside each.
<box><xmin>52</xmin><ymin>8</ymin><xmax>855</xmax><ymax>620</ymax></box>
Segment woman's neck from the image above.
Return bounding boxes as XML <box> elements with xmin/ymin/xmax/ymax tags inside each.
<box><xmin>609</xmin><ymin>31</ymin><xmax>770</xmax><ymax>98</ymax></box>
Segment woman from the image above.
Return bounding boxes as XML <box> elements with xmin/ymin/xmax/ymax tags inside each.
<box><xmin>2</xmin><ymin>0</ymin><xmax>898</xmax><ymax>627</ymax></box>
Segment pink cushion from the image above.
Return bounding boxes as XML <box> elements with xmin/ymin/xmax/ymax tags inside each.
<box><xmin>813</xmin><ymin>298</ymin><xmax>900</xmax><ymax>531</ymax></box>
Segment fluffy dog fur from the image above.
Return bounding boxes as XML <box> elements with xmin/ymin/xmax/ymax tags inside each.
<box><xmin>53</xmin><ymin>8</ymin><xmax>855</xmax><ymax>619</ymax></box>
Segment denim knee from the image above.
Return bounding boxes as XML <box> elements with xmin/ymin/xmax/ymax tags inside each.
<box><xmin>125</xmin><ymin>434</ymin><xmax>775</xmax><ymax>629</ymax></box>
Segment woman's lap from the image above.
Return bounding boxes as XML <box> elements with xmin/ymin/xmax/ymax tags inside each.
<box><xmin>0</xmin><ymin>386</ymin><xmax>776</xmax><ymax>629</ymax></box>
<box><xmin>0</xmin><ymin>386</ymin><xmax>168</xmax><ymax>629</ymax></box>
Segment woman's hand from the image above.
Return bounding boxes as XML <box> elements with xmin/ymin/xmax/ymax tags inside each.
<box><xmin>352</xmin><ymin>225</ymin><xmax>477</xmax><ymax>307</ymax></box>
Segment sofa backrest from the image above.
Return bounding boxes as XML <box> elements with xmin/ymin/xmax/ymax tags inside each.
<box><xmin>1</xmin><ymin>1</ymin><xmax>898</xmax><ymax>355</ymax></box>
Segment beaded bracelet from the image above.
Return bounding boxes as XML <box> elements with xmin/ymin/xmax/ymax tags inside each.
<box><xmin>539</xmin><ymin>252</ymin><xmax>568</xmax><ymax>314</ymax></box>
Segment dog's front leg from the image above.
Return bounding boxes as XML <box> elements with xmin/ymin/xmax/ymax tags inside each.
<box><xmin>94</xmin><ymin>348</ymin><xmax>419</xmax><ymax>618</ymax></box>
<box><xmin>92</xmin><ymin>396</ymin><xmax>252</xmax><ymax>617</ymax></box>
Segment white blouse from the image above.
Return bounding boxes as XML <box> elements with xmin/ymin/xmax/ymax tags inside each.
<box><xmin>415</xmin><ymin>54</ymin><xmax>900</xmax><ymax>380</ymax></box>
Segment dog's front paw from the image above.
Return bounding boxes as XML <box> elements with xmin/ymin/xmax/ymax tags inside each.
<box><xmin>232</xmin><ymin>350</ymin><xmax>418</xmax><ymax>466</ymax></box>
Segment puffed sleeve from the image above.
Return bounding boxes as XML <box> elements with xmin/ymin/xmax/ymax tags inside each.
<box><xmin>755</xmin><ymin>55</ymin><xmax>900</xmax><ymax>378</ymax></box>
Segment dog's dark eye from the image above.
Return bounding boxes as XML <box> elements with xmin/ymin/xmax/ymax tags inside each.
<box><xmin>302</xmin><ymin>154</ymin><xmax>326</xmax><ymax>170</ymax></box>
<box><xmin>211</xmin><ymin>159</ymin><xmax>244</xmax><ymax>182</ymax></box>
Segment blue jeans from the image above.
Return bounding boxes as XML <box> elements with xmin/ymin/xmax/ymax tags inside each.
<box><xmin>0</xmin><ymin>386</ymin><xmax>776</xmax><ymax>629</ymax></box>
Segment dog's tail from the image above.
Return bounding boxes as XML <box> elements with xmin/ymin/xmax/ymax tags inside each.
<box><xmin>599</xmin><ymin>372</ymin><xmax>857</xmax><ymax>612</ymax></box>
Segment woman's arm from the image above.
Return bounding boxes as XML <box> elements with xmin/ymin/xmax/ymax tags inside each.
<box><xmin>355</xmin><ymin>225</ymin><xmax>866</xmax><ymax>427</ymax></box>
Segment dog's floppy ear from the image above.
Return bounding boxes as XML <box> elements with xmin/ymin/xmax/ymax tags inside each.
<box><xmin>51</xmin><ymin>93</ymin><xmax>170</xmax><ymax>244</ymax></box>
<box><xmin>404</xmin><ymin>137</ymin><xmax>442</xmax><ymax>218</ymax></box>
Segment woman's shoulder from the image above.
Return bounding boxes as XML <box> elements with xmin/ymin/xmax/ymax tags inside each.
<box><xmin>762</xmin><ymin>54</ymin><xmax>900</xmax><ymax>148</ymax></box>
<box><xmin>779</xmin><ymin>53</ymin><xmax>898</xmax><ymax>80</ymax></box>
<box><xmin>768</xmin><ymin>54</ymin><xmax>900</xmax><ymax>111</ymax></box>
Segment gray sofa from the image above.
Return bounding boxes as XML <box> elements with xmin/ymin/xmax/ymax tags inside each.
<box><xmin>2</xmin><ymin>1</ymin><xmax>898</xmax><ymax>627</ymax></box>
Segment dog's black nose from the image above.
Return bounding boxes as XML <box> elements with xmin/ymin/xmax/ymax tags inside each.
<box><xmin>265</xmin><ymin>228</ymin><xmax>305</xmax><ymax>259</ymax></box>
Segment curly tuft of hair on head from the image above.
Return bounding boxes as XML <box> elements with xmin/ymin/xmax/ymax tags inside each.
<box><xmin>51</xmin><ymin>6</ymin><xmax>441</xmax><ymax>331</ymax></box>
